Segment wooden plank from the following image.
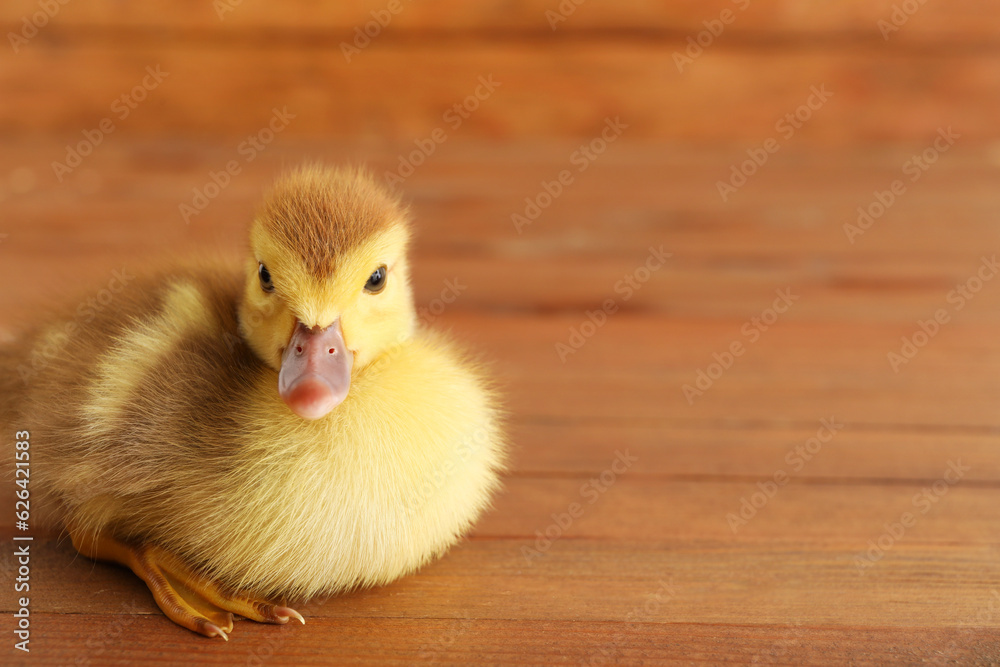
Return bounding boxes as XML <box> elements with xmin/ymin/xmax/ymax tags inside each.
<box><xmin>16</xmin><ymin>426</ymin><xmax>996</xmax><ymax>534</ymax></box>
<box><xmin>495</xmin><ymin>360</ymin><xmax>1000</xmax><ymax>426</ymax></box>
<box><xmin>5</xmin><ymin>539</ymin><xmax>999</xmax><ymax>628</ymax></box>
<box><xmin>408</xmin><ymin>314</ymin><xmax>1000</xmax><ymax>429</ymax></box>
<box><xmin>0</xmin><ymin>0</ymin><xmax>997</xmax><ymax>44</ymax></box>
<box><xmin>5</xmin><ymin>249</ymin><xmax>1000</xmax><ymax>324</ymax></box>
<box><xmin>3</xmin><ymin>140</ymin><xmax>996</xmax><ymax>258</ymax></box>
<box><xmin>2</xmin><ymin>309</ymin><xmax>1000</xmax><ymax>427</ymax></box>
<box><xmin>1</xmin><ymin>45</ymin><xmax>998</xmax><ymax>144</ymax></box>
<box><xmin>509</xmin><ymin>422</ymin><xmax>1000</xmax><ymax>481</ymax></box>
<box><xmin>432</xmin><ymin>316</ymin><xmax>1000</xmax><ymax>428</ymax></box>
<box><xmin>4</xmin><ymin>143</ymin><xmax>1000</xmax><ymax>261</ymax></box>
<box><xmin>478</xmin><ymin>479</ymin><xmax>1000</xmax><ymax>542</ymax></box>
<box><xmin>8</xmin><ymin>252</ymin><xmax>1000</xmax><ymax>325</ymax></box>
<box><xmin>3</xmin><ymin>141</ymin><xmax>996</xmax><ymax>246</ymax></box>
<box><xmin>2</xmin><ymin>142</ymin><xmax>1000</xmax><ymax>323</ymax></box>
<box><xmin>15</xmin><ymin>615</ymin><xmax>1000</xmax><ymax>666</ymax></box>
<box><xmin>4</xmin><ymin>462</ymin><xmax>1000</xmax><ymax>547</ymax></box>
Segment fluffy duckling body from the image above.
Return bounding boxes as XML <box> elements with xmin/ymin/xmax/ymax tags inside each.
<box><xmin>1</xmin><ymin>167</ymin><xmax>506</xmax><ymax>638</ymax></box>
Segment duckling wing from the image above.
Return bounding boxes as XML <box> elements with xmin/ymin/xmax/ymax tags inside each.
<box><xmin>8</xmin><ymin>266</ymin><xmax>263</xmax><ymax>531</ymax></box>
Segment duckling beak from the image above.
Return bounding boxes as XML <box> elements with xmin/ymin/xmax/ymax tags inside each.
<box><xmin>278</xmin><ymin>319</ymin><xmax>353</xmax><ymax>420</ymax></box>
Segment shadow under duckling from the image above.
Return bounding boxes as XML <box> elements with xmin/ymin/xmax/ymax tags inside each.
<box><xmin>0</xmin><ymin>165</ymin><xmax>507</xmax><ymax>640</ymax></box>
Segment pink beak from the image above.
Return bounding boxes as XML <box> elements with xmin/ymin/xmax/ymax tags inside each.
<box><xmin>278</xmin><ymin>320</ymin><xmax>353</xmax><ymax>420</ymax></box>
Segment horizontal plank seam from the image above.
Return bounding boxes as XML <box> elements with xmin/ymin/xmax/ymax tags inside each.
<box><xmin>465</xmin><ymin>535</ymin><xmax>1000</xmax><ymax>546</ymax></box>
<box><xmin>15</xmin><ymin>611</ymin><xmax>1000</xmax><ymax>632</ymax></box>
<box><xmin>6</xmin><ymin>26</ymin><xmax>1000</xmax><ymax>52</ymax></box>
<box><xmin>505</xmin><ymin>472</ymin><xmax>1000</xmax><ymax>487</ymax></box>
<box><xmin>514</xmin><ymin>415</ymin><xmax>1000</xmax><ymax>435</ymax></box>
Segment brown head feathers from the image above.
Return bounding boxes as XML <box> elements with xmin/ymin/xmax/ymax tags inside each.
<box><xmin>255</xmin><ymin>165</ymin><xmax>408</xmax><ymax>279</ymax></box>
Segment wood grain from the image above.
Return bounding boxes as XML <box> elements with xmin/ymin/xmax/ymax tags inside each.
<box><xmin>1</xmin><ymin>0</ymin><xmax>997</xmax><ymax>43</ymax></box>
<box><xmin>14</xmin><ymin>615</ymin><xmax>1000</xmax><ymax>666</ymax></box>
<box><xmin>2</xmin><ymin>1</ymin><xmax>1000</xmax><ymax>661</ymax></box>
<box><xmin>0</xmin><ymin>45</ymin><xmax>997</xmax><ymax>144</ymax></box>
<box><xmin>1</xmin><ymin>142</ymin><xmax>999</xmax><ymax>325</ymax></box>
<box><xmin>4</xmin><ymin>538</ymin><xmax>1000</xmax><ymax>627</ymax></box>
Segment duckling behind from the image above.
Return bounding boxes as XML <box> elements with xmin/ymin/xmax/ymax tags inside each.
<box><xmin>1</xmin><ymin>166</ymin><xmax>507</xmax><ymax>639</ymax></box>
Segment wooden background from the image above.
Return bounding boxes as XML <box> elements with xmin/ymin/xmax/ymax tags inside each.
<box><xmin>2</xmin><ymin>1</ymin><xmax>1000</xmax><ymax>664</ymax></box>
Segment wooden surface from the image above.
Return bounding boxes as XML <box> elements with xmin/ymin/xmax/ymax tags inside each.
<box><xmin>3</xmin><ymin>2</ymin><xmax>1000</xmax><ymax>144</ymax></box>
<box><xmin>2</xmin><ymin>3</ymin><xmax>1000</xmax><ymax>665</ymax></box>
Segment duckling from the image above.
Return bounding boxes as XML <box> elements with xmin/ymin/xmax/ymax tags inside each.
<box><xmin>0</xmin><ymin>165</ymin><xmax>506</xmax><ymax>639</ymax></box>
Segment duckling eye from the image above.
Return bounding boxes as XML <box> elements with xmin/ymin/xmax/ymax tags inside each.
<box><xmin>258</xmin><ymin>262</ymin><xmax>274</xmax><ymax>293</ymax></box>
<box><xmin>365</xmin><ymin>265</ymin><xmax>387</xmax><ymax>294</ymax></box>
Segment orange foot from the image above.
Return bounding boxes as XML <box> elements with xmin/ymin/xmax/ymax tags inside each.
<box><xmin>69</xmin><ymin>524</ymin><xmax>304</xmax><ymax>640</ymax></box>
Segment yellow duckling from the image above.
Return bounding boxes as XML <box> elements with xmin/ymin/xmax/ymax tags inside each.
<box><xmin>0</xmin><ymin>165</ymin><xmax>506</xmax><ymax>639</ymax></box>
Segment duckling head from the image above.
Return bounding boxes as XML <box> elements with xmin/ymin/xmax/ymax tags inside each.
<box><xmin>238</xmin><ymin>165</ymin><xmax>415</xmax><ymax>420</ymax></box>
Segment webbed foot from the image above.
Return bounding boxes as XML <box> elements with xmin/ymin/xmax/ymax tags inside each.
<box><xmin>69</xmin><ymin>524</ymin><xmax>304</xmax><ymax>639</ymax></box>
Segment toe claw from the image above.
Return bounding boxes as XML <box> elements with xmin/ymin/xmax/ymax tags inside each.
<box><xmin>205</xmin><ymin>623</ymin><xmax>229</xmax><ymax>641</ymax></box>
<box><xmin>275</xmin><ymin>606</ymin><xmax>306</xmax><ymax>625</ymax></box>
